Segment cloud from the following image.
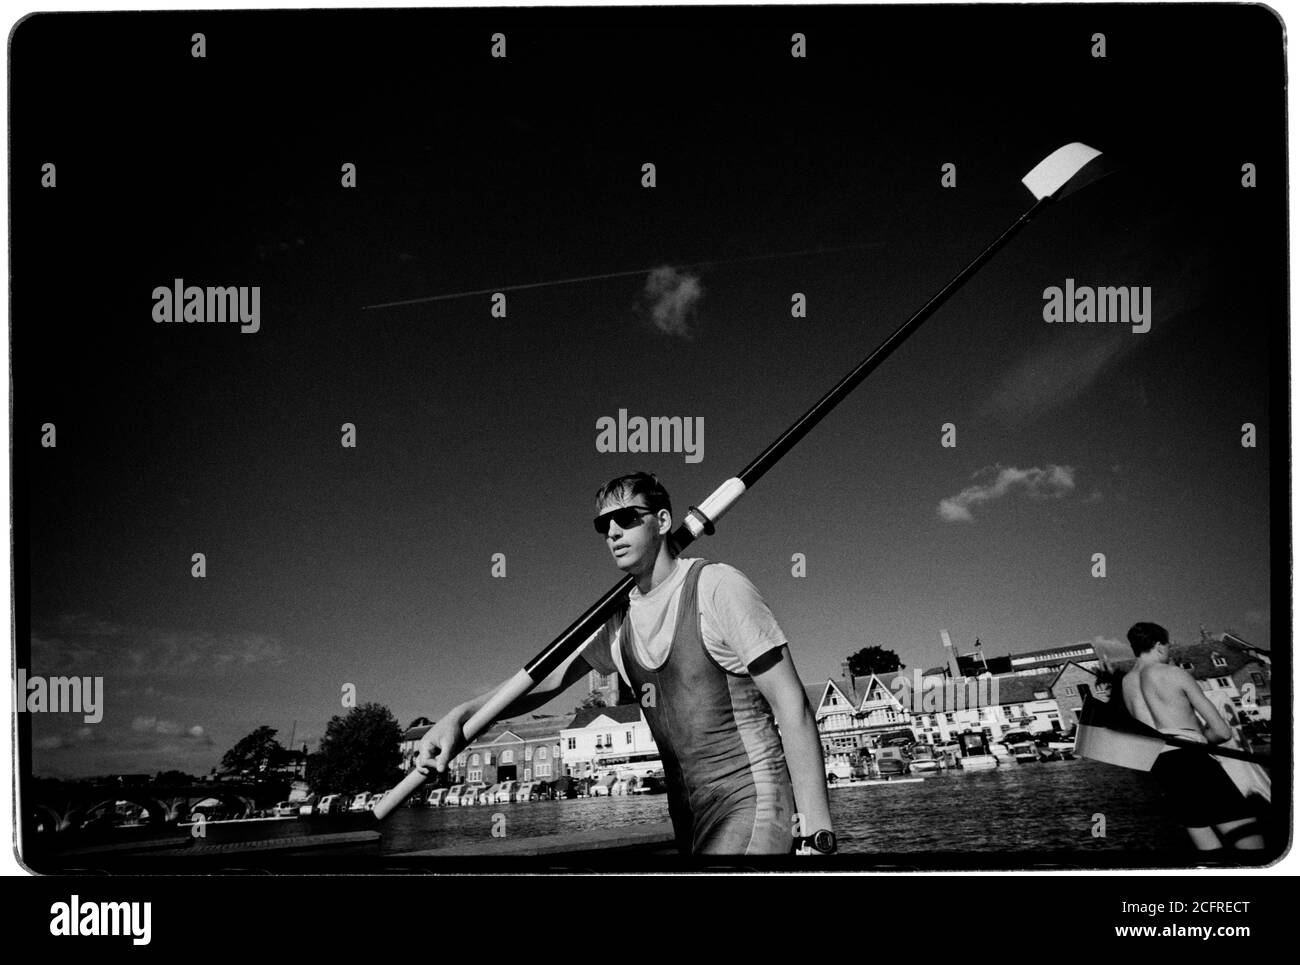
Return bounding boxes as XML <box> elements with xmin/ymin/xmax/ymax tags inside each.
<box><xmin>938</xmin><ymin>464</ymin><xmax>1076</xmax><ymax>523</ymax></box>
<box><xmin>131</xmin><ymin>716</ymin><xmax>186</xmax><ymax>736</ymax></box>
<box><xmin>639</xmin><ymin>266</ymin><xmax>703</xmax><ymax>337</ymax></box>
<box><xmin>980</xmin><ymin>340</ymin><xmax>1127</xmax><ymax>423</ymax></box>
<box><xmin>31</xmin><ymin>616</ymin><xmax>287</xmax><ymax>678</ymax></box>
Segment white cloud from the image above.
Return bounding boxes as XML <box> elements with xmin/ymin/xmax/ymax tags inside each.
<box><xmin>639</xmin><ymin>266</ymin><xmax>703</xmax><ymax>337</ymax></box>
<box><xmin>938</xmin><ymin>464</ymin><xmax>1076</xmax><ymax>523</ymax></box>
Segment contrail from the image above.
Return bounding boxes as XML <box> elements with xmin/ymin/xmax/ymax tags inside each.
<box><xmin>360</xmin><ymin>241</ymin><xmax>883</xmax><ymax>310</ymax></box>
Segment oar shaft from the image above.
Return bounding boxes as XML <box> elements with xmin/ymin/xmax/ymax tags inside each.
<box><xmin>1162</xmin><ymin>735</ymin><xmax>1270</xmax><ymax>766</ymax></box>
<box><xmin>738</xmin><ymin>198</ymin><xmax>1048</xmax><ymax>489</ymax></box>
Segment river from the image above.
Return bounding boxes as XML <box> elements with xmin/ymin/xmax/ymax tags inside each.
<box><xmin>375</xmin><ymin>759</ymin><xmax>1191</xmax><ymax>855</ymax></box>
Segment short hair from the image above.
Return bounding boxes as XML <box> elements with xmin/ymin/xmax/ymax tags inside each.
<box><xmin>1127</xmin><ymin>621</ymin><xmax>1169</xmax><ymax>656</ymax></box>
<box><xmin>594</xmin><ymin>472</ymin><xmax>672</xmax><ymax>519</ymax></box>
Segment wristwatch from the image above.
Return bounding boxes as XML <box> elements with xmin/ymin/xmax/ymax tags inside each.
<box><xmin>795</xmin><ymin>829</ymin><xmax>837</xmax><ymax>854</ymax></box>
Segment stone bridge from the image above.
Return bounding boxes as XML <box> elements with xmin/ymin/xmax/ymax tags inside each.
<box><xmin>30</xmin><ymin>780</ymin><xmax>287</xmax><ymax>834</ymax></box>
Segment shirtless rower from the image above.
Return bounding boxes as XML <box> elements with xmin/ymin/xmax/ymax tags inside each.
<box><xmin>1120</xmin><ymin>622</ymin><xmax>1264</xmax><ymax>850</ymax></box>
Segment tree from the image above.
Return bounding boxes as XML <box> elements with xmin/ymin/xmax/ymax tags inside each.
<box><xmin>579</xmin><ymin>691</ymin><xmax>607</xmax><ymax>711</ymax></box>
<box><xmin>220</xmin><ymin>726</ymin><xmax>284</xmax><ymax>776</ymax></box>
<box><xmin>306</xmin><ymin>703</ymin><xmax>403</xmax><ymax>794</ymax></box>
<box><xmin>847</xmin><ymin>646</ymin><xmax>904</xmax><ymax>677</ymax></box>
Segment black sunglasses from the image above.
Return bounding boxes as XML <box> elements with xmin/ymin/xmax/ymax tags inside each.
<box><xmin>593</xmin><ymin>505</ymin><xmax>658</xmax><ymax>536</ymax></box>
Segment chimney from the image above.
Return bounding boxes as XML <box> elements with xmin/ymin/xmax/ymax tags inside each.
<box><xmin>841</xmin><ymin>659</ymin><xmax>856</xmax><ymax>694</ymax></box>
<box><xmin>940</xmin><ymin>630</ymin><xmax>961</xmax><ymax>679</ymax></box>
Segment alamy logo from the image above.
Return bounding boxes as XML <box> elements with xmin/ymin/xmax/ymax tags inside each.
<box><xmin>888</xmin><ymin>669</ymin><xmax>998</xmax><ymax>713</ymax></box>
<box><xmin>17</xmin><ymin>669</ymin><xmax>103</xmax><ymax>723</ymax></box>
<box><xmin>1042</xmin><ymin>278</ymin><xmax>1151</xmax><ymax>334</ymax></box>
<box><xmin>49</xmin><ymin>895</ymin><xmax>151</xmax><ymax>945</ymax></box>
<box><xmin>595</xmin><ymin>409</ymin><xmax>703</xmax><ymax>464</ymax></box>
<box><xmin>152</xmin><ymin>278</ymin><xmax>260</xmax><ymax>333</ymax></box>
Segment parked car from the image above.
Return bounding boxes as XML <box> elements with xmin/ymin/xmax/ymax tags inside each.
<box><xmin>270</xmin><ymin>801</ymin><xmax>298</xmax><ymax>817</ymax></box>
<box><xmin>317</xmin><ymin>794</ymin><xmax>346</xmax><ymax>815</ymax></box>
<box><xmin>426</xmin><ymin>788</ymin><xmax>449</xmax><ymax>807</ymax></box>
<box><xmin>443</xmin><ymin>784</ymin><xmax>467</xmax><ymax>806</ymax></box>
<box><xmin>633</xmin><ymin>774</ymin><xmax>666</xmax><ymax>795</ymax></box>
<box><xmin>825</xmin><ymin>757</ymin><xmax>867</xmax><ymax>783</ymax></box>
<box><xmin>460</xmin><ymin>783</ymin><xmax>488</xmax><ymax>805</ymax></box>
<box><xmin>298</xmin><ymin>798</ymin><xmax>318</xmax><ymax>817</ymax></box>
<box><xmin>493</xmin><ymin>780</ymin><xmax>519</xmax><ymax>804</ymax></box>
<box><xmin>367</xmin><ymin>791</ymin><xmax>388</xmax><ymax>810</ymax></box>
<box><xmin>349</xmin><ymin>792</ymin><xmax>372</xmax><ymax>812</ymax></box>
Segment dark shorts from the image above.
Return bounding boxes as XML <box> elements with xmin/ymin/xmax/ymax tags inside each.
<box><xmin>1150</xmin><ymin>748</ymin><xmax>1254</xmax><ymax>827</ymax></box>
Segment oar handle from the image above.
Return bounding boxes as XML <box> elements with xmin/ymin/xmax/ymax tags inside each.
<box><xmin>373</xmin><ymin>669</ymin><xmax>537</xmax><ymax>820</ymax></box>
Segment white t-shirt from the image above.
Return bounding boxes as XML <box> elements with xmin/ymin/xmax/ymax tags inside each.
<box><xmin>580</xmin><ymin>557</ymin><xmax>787</xmax><ymax>683</ymax></box>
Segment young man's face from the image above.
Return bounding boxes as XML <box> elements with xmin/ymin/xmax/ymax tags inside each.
<box><xmin>596</xmin><ymin>491</ymin><xmax>669</xmax><ymax>574</ymax></box>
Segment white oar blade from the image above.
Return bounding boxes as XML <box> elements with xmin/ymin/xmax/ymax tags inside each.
<box><xmin>1021</xmin><ymin>142</ymin><xmax>1103</xmax><ymax>200</ymax></box>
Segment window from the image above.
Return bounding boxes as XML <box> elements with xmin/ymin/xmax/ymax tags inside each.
<box><xmin>470</xmin><ymin>754</ymin><xmax>480</xmax><ymax>766</ymax></box>
<box><xmin>1211</xmin><ymin>652</ymin><xmax>1228</xmax><ymax>668</ymax></box>
<box><xmin>485</xmin><ymin>752</ymin><xmax>493</xmax><ymax>765</ymax></box>
<box><xmin>626</xmin><ymin>731</ymin><xmax>633</xmax><ymax>744</ymax></box>
<box><xmin>1216</xmin><ymin>677</ymin><xmax>1231</xmax><ymax>688</ymax></box>
<box><xmin>1251</xmin><ymin>672</ymin><xmax>1265</xmax><ymax>686</ymax></box>
<box><xmin>567</xmin><ymin>737</ymin><xmax>576</xmax><ymax>750</ymax></box>
<box><xmin>539</xmin><ymin>747</ymin><xmax>548</xmax><ymax>760</ymax></box>
<box><xmin>525</xmin><ymin>746</ymin><xmax>533</xmax><ymax>760</ymax></box>
<box><xmin>501</xmin><ymin>750</ymin><xmax>514</xmax><ymax>764</ymax></box>
<box><xmin>1062</xmin><ymin>685</ymin><xmax>1075</xmax><ymax>696</ymax></box>
<box><xmin>537</xmin><ymin>763</ymin><xmax>551</xmax><ymax>778</ymax></box>
<box><xmin>1180</xmin><ymin>662</ymin><xmax>1195</xmax><ymax>672</ymax></box>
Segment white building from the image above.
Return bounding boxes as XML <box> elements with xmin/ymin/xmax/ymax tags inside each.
<box><xmin>559</xmin><ymin>704</ymin><xmax>660</xmax><ymax>779</ymax></box>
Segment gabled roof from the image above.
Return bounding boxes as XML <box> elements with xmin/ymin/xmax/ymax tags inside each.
<box><xmin>859</xmin><ymin>672</ymin><xmax>908</xmax><ymax>709</ymax></box>
<box><xmin>1048</xmin><ymin>661</ymin><xmax>1100</xmax><ymax>688</ymax></box>
<box><xmin>811</xmin><ymin>678</ymin><xmax>862</xmax><ymax>711</ymax></box>
<box><xmin>565</xmin><ymin>704</ymin><xmax>644</xmax><ymax>729</ymax></box>
<box><xmin>989</xmin><ymin>672</ymin><xmax>1060</xmax><ymax>705</ymax></box>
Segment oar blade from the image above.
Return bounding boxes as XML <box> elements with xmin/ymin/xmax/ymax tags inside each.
<box><xmin>1021</xmin><ymin>142</ymin><xmax>1103</xmax><ymax>200</ymax></box>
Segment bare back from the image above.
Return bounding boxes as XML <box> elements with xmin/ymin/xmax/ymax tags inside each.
<box><xmin>1122</xmin><ymin>662</ymin><xmax>1204</xmax><ymax>734</ymax></box>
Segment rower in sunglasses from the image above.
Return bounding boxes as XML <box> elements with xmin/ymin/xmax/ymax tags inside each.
<box><xmin>417</xmin><ymin>471</ymin><xmax>835</xmax><ymax>856</ymax></box>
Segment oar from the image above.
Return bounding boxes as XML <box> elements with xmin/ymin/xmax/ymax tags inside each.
<box><xmin>1074</xmin><ymin>696</ymin><xmax>1271</xmax><ymax>770</ymax></box>
<box><xmin>373</xmin><ymin>142</ymin><xmax>1108</xmax><ymax>821</ymax></box>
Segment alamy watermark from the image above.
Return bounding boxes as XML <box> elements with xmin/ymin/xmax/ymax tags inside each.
<box><xmin>49</xmin><ymin>896</ymin><xmax>150</xmax><ymax>945</ymax></box>
<box><xmin>1043</xmin><ymin>278</ymin><xmax>1151</xmax><ymax>334</ymax></box>
<box><xmin>17</xmin><ymin>669</ymin><xmax>103</xmax><ymax>723</ymax></box>
<box><xmin>152</xmin><ymin>278</ymin><xmax>261</xmax><ymax>333</ymax></box>
<box><xmin>596</xmin><ymin>409</ymin><xmax>703</xmax><ymax>464</ymax></box>
<box><xmin>888</xmin><ymin>668</ymin><xmax>998</xmax><ymax>712</ymax></box>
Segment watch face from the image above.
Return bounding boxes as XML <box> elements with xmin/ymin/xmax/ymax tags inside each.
<box><xmin>812</xmin><ymin>830</ymin><xmax>837</xmax><ymax>853</ymax></box>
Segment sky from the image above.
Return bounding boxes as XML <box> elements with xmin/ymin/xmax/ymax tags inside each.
<box><xmin>12</xmin><ymin>5</ymin><xmax>1285</xmax><ymax>778</ymax></box>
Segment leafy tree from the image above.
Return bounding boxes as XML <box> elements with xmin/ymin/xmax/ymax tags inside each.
<box><xmin>220</xmin><ymin>726</ymin><xmax>284</xmax><ymax>776</ymax></box>
<box><xmin>847</xmin><ymin>646</ymin><xmax>904</xmax><ymax>678</ymax></box>
<box><xmin>306</xmin><ymin>703</ymin><xmax>403</xmax><ymax>794</ymax></box>
<box><xmin>579</xmin><ymin>691</ymin><xmax>607</xmax><ymax>711</ymax></box>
